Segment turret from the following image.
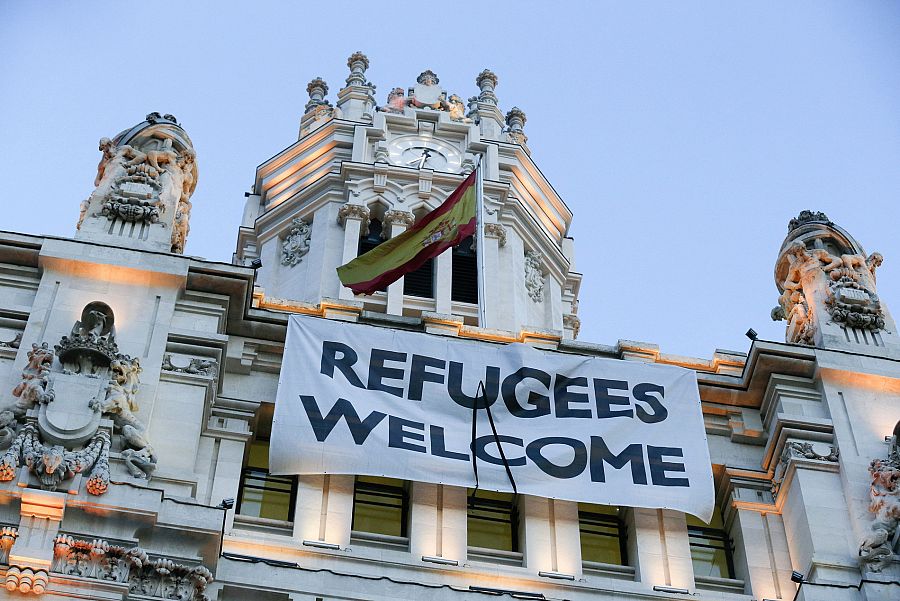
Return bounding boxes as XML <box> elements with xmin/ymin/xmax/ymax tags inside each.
<box><xmin>76</xmin><ymin>113</ymin><xmax>198</xmax><ymax>254</ymax></box>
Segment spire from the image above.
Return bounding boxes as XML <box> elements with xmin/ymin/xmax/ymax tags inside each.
<box><xmin>345</xmin><ymin>51</ymin><xmax>370</xmax><ymax>87</ymax></box>
<box><xmin>336</xmin><ymin>52</ymin><xmax>376</xmax><ymax>123</ymax></box>
<box><xmin>476</xmin><ymin>69</ymin><xmax>499</xmax><ymax>105</ymax></box>
<box><xmin>305</xmin><ymin>77</ymin><xmax>329</xmax><ymax>113</ymax></box>
<box><xmin>505</xmin><ymin>106</ymin><xmax>528</xmax><ymax>148</ymax></box>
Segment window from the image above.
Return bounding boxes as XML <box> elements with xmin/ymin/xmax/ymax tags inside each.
<box><xmin>579</xmin><ymin>504</ymin><xmax>627</xmax><ymax>566</ymax></box>
<box><xmin>359</xmin><ymin>217</ymin><xmax>434</xmax><ymax>298</ymax></box>
<box><xmin>452</xmin><ymin>236</ymin><xmax>477</xmax><ymax>303</ymax></box>
<box><xmin>351</xmin><ymin>476</ymin><xmax>409</xmax><ymax>538</ymax></box>
<box><xmin>236</xmin><ymin>437</ymin><xmax>297</xmax><ymax>522</ymax></box>
<box><xmin>687</xmin><ymin>512</ymin><xmax>735</xmax><ymax>579</ymax></box>
<box><xmin>467</xmin><ymin>490</ymin><xmax>519</xmax><ymax>552</ymax></box>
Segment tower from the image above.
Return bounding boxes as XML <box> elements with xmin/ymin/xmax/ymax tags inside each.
<box><xmin>236</xmin><ymin>53</ymin><xmax>582</xmax><ymax>338</ymax></box>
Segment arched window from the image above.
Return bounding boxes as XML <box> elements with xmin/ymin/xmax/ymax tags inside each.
<box><xmin>452</xmin><ymin>236</ymin><xmax>478</xmax><ymax>304</ymax></box>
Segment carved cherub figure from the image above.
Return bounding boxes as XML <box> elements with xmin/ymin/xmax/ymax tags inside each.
<box><xmin>448</xmin><ymin>94</ymin><xmax>471</xmax><ymax>123</ymax></box>
<box><xmin>867</xmin><ymin>252</ymin><xmax>884</xmax><ymax>282</ymax></box>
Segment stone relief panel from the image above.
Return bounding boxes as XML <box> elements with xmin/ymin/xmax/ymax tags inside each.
<box><xmin>0</xmin><ymin>302</ymin><xmax>158</xmax><ymax>496</ymax></box>
<box><xmin>280</xmin><ymin>217</ymin><xmax>312</xmax><ymax>267</ymax></box>
<box><xmin>525</xmin><ymin>250</ymin><xmax>545</xmax><ymax>303</ymax></box>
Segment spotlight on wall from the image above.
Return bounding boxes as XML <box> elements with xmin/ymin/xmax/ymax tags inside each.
<box><xmin>421</xmin><ymin>555</ymin><xmax>459</xmax><ymax>566</ymax></box>
<box><xmin>790</xmin><ymin>571</ymin><xmax>805</xmax><ymax>583</ymax></box>
<box><xmin>745</xmin><ymin>328</ymin><xmax>758</xmax><ymax>341</ymax></box>
<box><xmin>538</xmin><ymin>571</ymin><xmax>575</xmax><ymax>581</ymax></box>
<box><xmin>652</xmin><ymin>585</ymin><xmax>690</xmax><ymax>594</ymax></box>
<box><xmin>217</xmin><ymin>498</ymin><xmax>235</xmax><ymax>510</ymax></box>
<box><xmin>249</xmin><ymin>258</ymin><xmax>263</xmax><ymax>270</ymax></box>
<box><xmin>302</xmin><ymin>539</ymin><xmax>341</xmax><ymax>551</ymax></box>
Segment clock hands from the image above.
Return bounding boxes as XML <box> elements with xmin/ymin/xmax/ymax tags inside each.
<box><xmin>405</xmin><ymin>148</ymin><xmax>432</xmax><ymax>169</ymax></box>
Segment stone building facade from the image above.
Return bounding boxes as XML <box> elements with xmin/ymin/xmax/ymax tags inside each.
<box><xmin>0</xmin><ymin>53</ymin><xmax>898</xmax><ymax>600</ymax></box>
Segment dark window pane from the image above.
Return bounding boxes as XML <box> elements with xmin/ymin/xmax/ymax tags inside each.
<box><xmin>237</xmin><ymin>439</ymin><xmax>296</xmax><ymax>521</ymax></box>
<box><xmin>579</xmin><ymin>504</ymin><xmax>627</xmax><ymax>565</ymax></box>
<box><xmin>404</xmin><ymin>257</ymin><xmax>434</xmax><ymax>298</ymax></box>
<box><xmin>352</xmin><ymin>476</ymin><xmax>409</xmax><ymax>537</ymax></box>
<box><xmin>357</xmin><ymin>219</ymin><xmax>387</xmax><ymax>292</ymax></box>
<box><xmin>467</xmin><ymin>489</ymin><xmax>518</xmax><ymax>552</ymax></box>
<box><xmin>452</xmin><ymin>236</ymin><xmax>478</xmax><ymax>304</ymax></box>
<box><xmin>687</xmin><ymin>514</ymin><xmax>735</xmax><ymax>579</ymax></box>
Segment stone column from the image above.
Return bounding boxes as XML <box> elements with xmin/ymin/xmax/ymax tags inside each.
<box><xmin>483</xmin><ymin>223</ymin><xmax>507</xmax><ymax>327</ymax></box>
<box><xmin>434</xmin><ymin>248</ymin><xmax>453</xmax><ymax>314</ymax></box>
<box><xmin>630</xmin><ymin>508</ymin><xmax>695</xmax><ymax>592</ymax></box>
<box><xmin>520</xmin><ymin>497</ymin><xmax>581</xmax><ymax>576</ymax></box>
<box><xmin>383</xmin><ymin>210</ymin><xmax>415</xmax><ymax>315</ymax></box>
<box><xmin>292</xmin><ymin>474</ymin><xmax>354</xmax><ymax>548</ymax></box>
<box><xmin>410</xmin><ymin>483</ymin><xmax>467</xmax><ymax>563</ymax></box>
<box><xmin>337</xmin><ymin>204</ymin><xmax>369</xmax><ymax>300</ymax></box>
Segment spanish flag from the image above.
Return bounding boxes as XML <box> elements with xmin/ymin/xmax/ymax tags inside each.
<box><xmin>337</xmin><ymin>170</ymin><xmax>478</xmax><ymax>295</ymax></box>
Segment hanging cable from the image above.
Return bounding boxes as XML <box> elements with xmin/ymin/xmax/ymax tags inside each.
<box><xmin>469</xmin><ymin>381</ymin><xmax>518</xmax><ymax>498</ymax></box>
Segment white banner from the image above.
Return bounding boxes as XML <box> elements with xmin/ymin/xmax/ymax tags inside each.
<box><xmin>271</xmin><ymin>316</ymin><xmax>714</xmax><ymax>521</ymax></box>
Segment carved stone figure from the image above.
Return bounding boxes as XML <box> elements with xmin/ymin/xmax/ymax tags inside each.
<box><xmin>161</xmin><ymin>354</ymin><xmax>218</xmax><ymax>377</ymax></box>
<box><xmin>525</xmin><ymin>250</ymin><xmax>545</xmax><ymax>303</ymax></box>
<box><xmin>10</xmin><ymin>342</ymin><xmax>55</xmax><ymax>416</ymax></box>
<box><xmin>859</xmin><ymin>446</ymin><xmax>900</xmax><ymax>571</ymax></box>
<box><xmin>56</xmin><ymin>302</ymin><xmax>119</xmax><ymax>376</ymax></box>
<box><xmin>408</xmin><ymin>70</ymin><xmax>450</xmax><ymax>111</ymax></box>
<box><xmin>0</xmin><ymin>331</ymin><xmax>22</xmax><ymax>349</ymax></box>
<box><xmin>281</xmin><ymin>218</ymin><xmax>312</xmax><ymax>266</ymax></box>
<box><xmin>80</xmin><ymin>114</ymin><xmax>198</xmax><ymax>253</ymax></box>
<box><xmin>448</xmin><ymin>94</ymin><xmax>471</xmax><ymax>123</ymax></box>
<box><xmin>379</xmin><ymin>87</ymin><xmax>406</xmax><ymax>114</ymax></box>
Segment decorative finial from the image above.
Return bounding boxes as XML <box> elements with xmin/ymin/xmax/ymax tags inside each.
<box><xmin>345</xmin><ymin>52</ymin><xmax>370</xmax><ymax>87</ymax></box>
<box><xmin>788</xmin><ymin>210</ymin><xmax>831</xmax><ymax>233</ymax></box>
<box><xmin>417</xmin><ymin>70</ymin><xmax>440</xmax><ymax>86</ymax></box>
<box><xmin>305</xmin><ymin>77</ymin><xmax>329</xmax><ymax>113</ymax></box>
<box><xmin>505</xmin><ymin>107</ymin><xmax>527</xmax><ymax>146</ymax></box>
<box><xmin>476</xmin><ymin>69</ymin><xmax>498</xmax><ymax>105</ymax></box>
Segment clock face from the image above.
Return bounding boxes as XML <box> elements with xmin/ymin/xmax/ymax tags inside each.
<box><xmin>386</xmin><ymin>135</ymin><xmax>463</xmax><ymax>172</ymax></box>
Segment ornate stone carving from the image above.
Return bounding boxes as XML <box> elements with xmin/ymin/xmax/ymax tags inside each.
<box><xmin>525</xmin><ymin>250</ymin><xmax>545</xmax><ymax>303</ymax></box>
<box><xmin>408</xmin><ymin>70</ymin><xmax>450</xmax><ymax>111</ymax></box>
<box><xmin>11</xmin><ymin>343</ymin><xmax>55</xmax><ymax>417</ymax></box>
<box><xmin>378</xmin><ymin>87</ymin><xmax>406</xmax><ymax>114</ymax></box>
<box><xmin>337</xmin><ymin>204</ymin><xmax>370</xmax><ymax>228</ymax></box>
<box><xmin>788</xmin><ymin>210</ymin><xmax>831</xmax><ymax>232</ymax></box>
<box><xmin>563</xmin><ymin>313</ymin><xmax>581</xmax><ymax>339</ymax></box>
<box><xmin>161</xmin><ymin>354</ymin><xmax>218</xmax><ymax>378</ymax></box>
<box><xmin>484</xmin><ymin>223</ymin><xmax>507</xmax><ymax>247</ymax></box>
<box><xmin>382</xmin><ymin>210</ymin><xmax>415</xmax><ymax>234</ymax></box>
<box><xmin>82</xmin><ymin>114</ymin><xmax>197</xmax><ymax>253</ymax></box>
<box><xmin>476</xmin><ymin>69</ymin><xmax>499</xmax><ymax>105</ymax></box>
<box><xmin>280</xmin><ymin>218</ymin><xmax>312</xmax><ymax>266</ymax></box>
<box><xmin>51</xmin><ymin>535</ymin><xmax>213</xmax><ymax>600</ymax></box>
<box><xmin>771</xmin><ymin>440</ymin><xmax>839</xmax><ymax>497</ymax></box>
<box><xmin>55</xmin><ymin>302</ymin><xmax>121</xmax><ymax>376</ymax></box>
<box><xmin>5</xmin><ymin>566</ymin><xmax>49</xmax><ymax>595</ymax></box>
<box><xmin>859</xmin><ymin>426</ymin><xmax>900</xmax><ymax>572</ymax></box>
<box><xmin>448</xmin><ymin>94</ymin><xmax>471</xmax><ymax>123</ymax></box>
<box><xmin>0</xmin><ymin>527</ymin><xmax>18</xmax><ymax>564</ymax></box>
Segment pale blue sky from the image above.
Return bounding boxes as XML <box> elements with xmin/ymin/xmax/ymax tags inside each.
<box><xmin>2</xmin><ymin>1</ymin><xmax>898</xmax><ymax>359</ymax></box>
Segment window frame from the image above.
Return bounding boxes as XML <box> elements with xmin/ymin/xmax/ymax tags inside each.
<box><xmin>236</xmin><ymin>437</ymin><xmax>298</xmax><ymax>523</ymax></box>
<box><xmin>351</xmin><ymin>476</ymin><xmax>411</xmax><ymax>539</ymax></box>
<box><xmin>687</xmin><ymin>523</ymin><xmax>736</xmax><ymax>580</ymax></box>
<box><xmin>578</xmin><ymin>506</ymin><xmax>628</xmax><ymax>566</ymax></box>
<box><xmin>466</xmin><ymin>490</ymin><xmax>520</xmax><ymax>554</ymax></box>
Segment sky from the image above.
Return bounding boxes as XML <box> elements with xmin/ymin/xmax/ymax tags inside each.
<box><xmin>2</xmin><ymin>1</ymin><xmax>899</xmax><ymax>359</ymax></box>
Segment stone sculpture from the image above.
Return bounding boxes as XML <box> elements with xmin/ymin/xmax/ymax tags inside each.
<box><xmin>525</xmin><ymin>250</ymin><xmax>545</xmax><ymax>302</ymax></box>
<box><xmin>80</xmin><ymin>113</ymin><xmax>198</xmax><ymax>254</ymax></box>
<box><xmin>281</xmin><ymin>217</ymin><xmax>312</xmax><ymax>266</ymax></box>
<box><xmin>859</xmin><ymin>425</ymin><xmax>900</xmax><ymax>572</ymax></box>
<box><xmin>448</xmin><ymin>94</ymin><xmax>471</xmax><ymax>123</ymax></box>
<box><xmin>379</xmin><ymin>87</ymin><xmax>406</xmax><ymax>114</ymax></box>
<box><xmin>11</xmin><ymin>343</ymin><xmax>55</xmax><ymax>416</ymax></box>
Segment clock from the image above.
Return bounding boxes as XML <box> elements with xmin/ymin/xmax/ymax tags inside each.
<box><xmin>386</xmin><ymin>135</ymin><xmax>463</xmax><ymax>173</ymax></box>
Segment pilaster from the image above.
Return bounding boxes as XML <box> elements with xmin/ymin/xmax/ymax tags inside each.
<box><xmin>337</xmin><ymin>204</ymin><xmax>369</xmax><ymax>301</ymax></box>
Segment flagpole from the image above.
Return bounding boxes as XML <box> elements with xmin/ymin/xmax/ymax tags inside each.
<box><xmin>475</xmin><ymin>156</ymin><xmax>487</xmax><ymax>328</ymax></box>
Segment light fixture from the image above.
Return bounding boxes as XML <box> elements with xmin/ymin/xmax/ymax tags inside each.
<box><xmin>791</xmin><ymin>571</ymin><xmax>804</xmax><ymax>583</ymax></box>
<box><xmin>421</xmin><ymin>555</ymin><xmax>458</xmax><ymax>566</ymax></box>
<box><xmin>250</xmin><ymin>258</ymin><xmax>263</xmax><ymax>270</ymax></box>
<box><xmin>652</xmin><ymin>585</ymin><xmax>690</xmax><ymax>594</ymax></box>
<box><xmin>301</xmin><ymin>539</ymin><xmax>340</xmax><ymax>551</ymax></box>
<box><xmin>469</xmin><ymin>585</ymin><xmax>545</xmax><ymax>599</ymax></box>
<box><xmin>538</xmin><ymin>571</ymin><xmax>575</xmax><ymax>581</ymax></box>
<box><xmin>217</xmin><ymin>498</ymin><xmax>235</xmax><ymax>510</ymax></box>
<box><xmin>745</xmin><ymin>328</ymin><xmax>758</xmax><ymax>341</ymax></box>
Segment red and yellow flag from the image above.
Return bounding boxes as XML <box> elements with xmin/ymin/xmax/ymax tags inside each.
<box><xmin>337</xmin><ymin>170</ymin><xmax>478</xmax><ymax>295</ymax></box>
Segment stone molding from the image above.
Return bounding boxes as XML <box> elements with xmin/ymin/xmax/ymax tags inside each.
<box><xmin>382</xmin><ymin>210</ymin><xmax>415</xmax><ymax>234</ymax></box>
<box><xmin>51</xmin><ymin>535</ymin><xmax>213</xmax><ymax>600</ymax></box>
<box><xmin>525</xmin><ymin>250</ymin><xmax>545</xmax><ymax>303</ymax></box>
<box><xmin>337</xmin><ymin>204</ymin><xmax>370</xmax><ymax>228</ymax></box>
<box><xmin>563</xmin><ymin>313</ymin><xmax>581</xmax><ymax>339</ymax></box>
<box><xmin>161</xmin><ymin>354</ymin><xmax>218</xmax><ymax>378</ymax></box>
